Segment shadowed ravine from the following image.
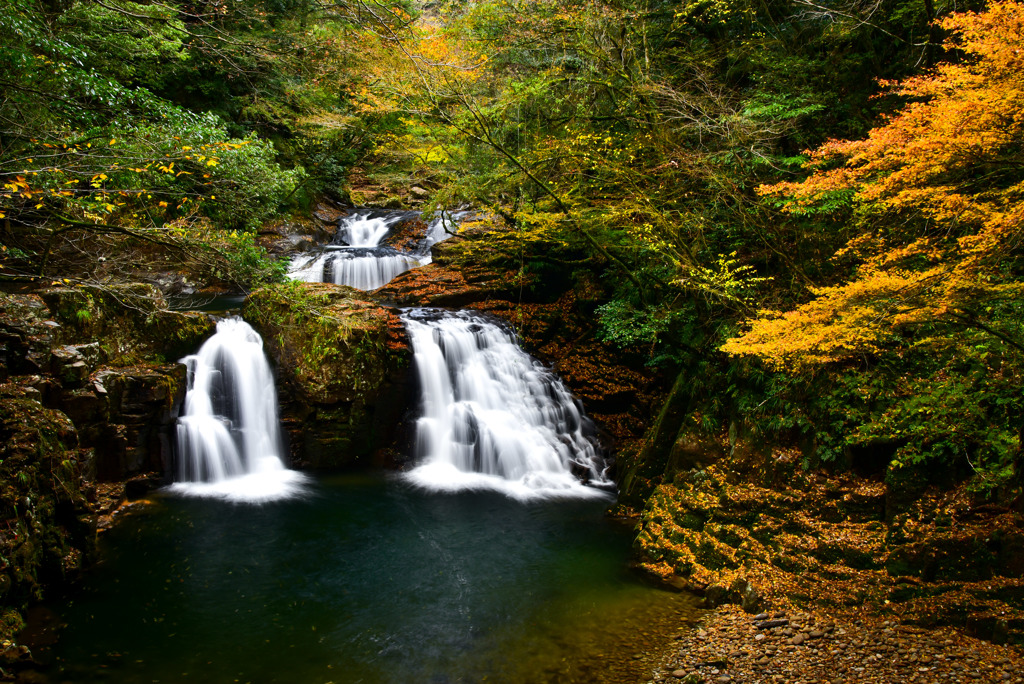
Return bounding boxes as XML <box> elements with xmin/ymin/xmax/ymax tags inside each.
<box><xmin>33</xmin><ymin>210</ymin><xmax>701</xmax><ymax>682</ymax></box>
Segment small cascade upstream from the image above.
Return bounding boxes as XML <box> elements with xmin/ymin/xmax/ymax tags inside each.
<box><xmin>172</xmin><ymin>318</ymin><xmax>307</xmax><ymax>502</ymax></box>
<box><xmin>402</xmin><ymin>310</ymin><xmax>612</xmax><ymax>500</ymax></box>
<box><xmin>288</xmin><ymin>209</ymin><xmax>461</xmax><ymax>290</ymax></box>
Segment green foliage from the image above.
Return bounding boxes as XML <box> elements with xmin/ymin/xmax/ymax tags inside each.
<box><xmin>596</xmin><ymin>300</ymin><xmax>670</xmax><ymax>348</ymax></box>
<box><xmin>673</xmin><ymin>253</ymin><xmax>772</xmax><ymax>310</ymax></box>
<box><xmin>57</xmin><ymin>1</ymin><xmax>188</xmax><ymax>86</ymax></box>
<box><xmin>725</xmin><ymin>323</ymin><xmax>1024</xmax><ymax>494</ymax></box>
<box><xmin>0</xmin><ymin>0</ymin><xmax>417</xmax><ymax>282</ymax></box>
<box><xmin>596</xmin><ymin>300</ymin><xmax>699</xmax><ymax>368</ymax></box>
<box><xmin>216</xmin><ymin>230</ymin><xmax>288</xmax><ymax>287</ymax></box>
<box><xmin>198</xmin><ymin>134</ymin><xmax>304</xmax><ymax>231</ymax></box>
<box><xmin>1</xmin><ymin>3</ymin><xmax>255</xmax><ymax>219</ymax></box>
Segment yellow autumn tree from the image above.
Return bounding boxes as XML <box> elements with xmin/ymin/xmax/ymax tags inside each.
<box><xmin>722</xmin><ymin>0</ymin><xmax>1024</xmax><ymax>368</ymax></box>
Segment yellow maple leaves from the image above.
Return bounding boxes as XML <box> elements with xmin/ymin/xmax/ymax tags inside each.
<box><xmin>761</xmin><ymin>0</ymin><xmax>1024</xmax><ymax>226</ymax></box>
<box><xmin>719</xmin><ymin>264</ymin><xmax>946</xmax><ymax>368</ymax></box>
<box><xmin>724</xmin><ymin>0</ymin><xmax>1024</xmax><ymax>368</ymax></box>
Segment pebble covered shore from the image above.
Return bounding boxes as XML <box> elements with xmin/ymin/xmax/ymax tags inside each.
<box><xmin>647</xmin><ymin>604</ymin><xmax>1024</xmax><ymax>684</ymax></box>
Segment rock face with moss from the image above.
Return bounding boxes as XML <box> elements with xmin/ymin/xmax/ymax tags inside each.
<box><xmin>376</xmin><ymin>224</ymin><xmax>530</xmax><ymax>308</ymax></box>
<box><xmin>1</xmin><ymin>286</ymin><xmax>211</xmax><ymax>483</ymax></box>
<box><xmin>0</xmin><ymin>393</ymin><xmax>94</xmax><ymax>644</ymax></box>
<box><xmin>0</xmin><ymin>285</ymin><xmax>212</xmax><ymax>644</ymax></box>
<box><xmin>244</xmin><ymin>282</ymin><xmax>412</xmax><ymax>469</ymax></box>
<box><xmin>39</xmin><ymin>284</ymin><xmax>213</xmax><ymax>365</ymax></box>
<box><xmin>62</xmin><ymin>365</ymin><xmax>188</xmax><ymax>481</ymax></box>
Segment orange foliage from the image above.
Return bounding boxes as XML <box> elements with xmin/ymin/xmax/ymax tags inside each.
<box><xmin>723</xmin><ymin>0</ymin><xmax>1024</xmax><ymax>368</ymax></box>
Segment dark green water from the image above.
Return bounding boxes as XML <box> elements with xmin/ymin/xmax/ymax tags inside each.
<box><xmin>39</xmin><ymin>474</ymin><xmax>700</xmax><ymax>684</ymax></box>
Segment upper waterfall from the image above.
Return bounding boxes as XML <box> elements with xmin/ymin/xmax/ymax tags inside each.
<box><xmin>287</xmin><ymin>209</ymin><xmax>463</xmax><ymax>290</ymax></box>
<box><xmin>402</xmin><ymin>309</ymin><xmax>612</xmax><ymax>501</ymax></box>
<box><xmin>172</xmin><ymin>318</ymin><xmax>307</xmax><ymax>502</ymax></box>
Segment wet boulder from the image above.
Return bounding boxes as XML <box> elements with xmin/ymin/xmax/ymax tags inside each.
<box><xmin>50</xmin><ymin>342</ymin><xmax>104</xmax><ymax>388</ymax></box>
<box><xmin>47</xmin><ymin>364</ymin><xmax>187</xmax><ymax>480</ymax></box>
<box><xmin>0</xmin><ymin>294</ymin><xmax>57</xmax><ymax>377</ymax></box>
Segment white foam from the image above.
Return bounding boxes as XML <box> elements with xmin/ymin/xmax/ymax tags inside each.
<box><xmin>166</xmin><ymin>467</ymin><xmax>309</xmax><ymax>503</ymax></box>
<box><xmin>403</xmin><ymin>462</ymin><xmax>612</xmax><ymax>502</ymax></box>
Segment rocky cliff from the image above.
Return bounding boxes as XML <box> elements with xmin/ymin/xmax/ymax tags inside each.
<box><xmin>0</xmin><ymin>285</ymin><xmax>212</xmax><ymax>646</ymax></box>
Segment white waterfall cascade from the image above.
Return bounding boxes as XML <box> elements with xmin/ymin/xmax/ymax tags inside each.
<box><xmin>402</xmin><ymin>310</ymin><xmax>612</xmax><ymax>501</ymax></box>
<box><xmin>288</xmin><ymin>249</ymin><xmax>422</xmax><ymax>291</ymax></box>
<box><xmin>287</xmin><ymin>210</ymin><xmax>462</xmax><ymax>290</ymax></box>
<box><xmin>171</xmin><ymin>318</ymin><xmax>308</xmax><ymax>502</ymax></box>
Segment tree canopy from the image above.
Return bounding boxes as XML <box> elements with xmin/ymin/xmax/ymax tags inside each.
<box><xmin>724</xmin><ymin>0</ymin><xmax>1024</xmax><ymax>368</ymax></box>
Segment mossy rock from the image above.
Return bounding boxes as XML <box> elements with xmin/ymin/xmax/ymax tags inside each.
<box><xmin>38</xmin><ymin>284</ymin><xmax>214</xmax><ymax>363</ymax></box>
<box><xmin>87</xmin><ymin>364</ymin><xmax>187</xmax><ymax>480</ymax></box>
<box><xmin>0</xmin><ymin>293</ymin><xmax>57</xmax><ymax>377</ymax></box>
<box><xmin>145</xmin><ymin>310</ymin><xmax>219</xmax><ymax>362</ymax></box>
<box><xmin>244</xmin><ymin>282</ymin><xmax>413</xmax><ymax>469</ymax></box>
<box><xmin>0</xmin><ymin>397</ymin><xmax>95</xmax><ymax>641</ymax></box>
<box><xmin>245</xmin><ymin>282</ymin><xmax>408</xmax><ymax>404</ymax></box>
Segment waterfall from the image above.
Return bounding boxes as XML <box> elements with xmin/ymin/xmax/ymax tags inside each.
<box><xmin>402</xmin><ymin>310</ymin><xmax>612</xmax><ymax>500</ymax></box>
<box><xmin>289</xmin><ymin>249</ymin><xmax>423</xmax><ymax>291</ymax></box>
<box><xmin>172</xmin><ymin>318</ymin><xmax>307</xmax><ymax>502</ymax></box>
<box><xmin>287</xmin><ymin>209</ymin><xmax>462</xmax><ymax>290</ymax></box>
